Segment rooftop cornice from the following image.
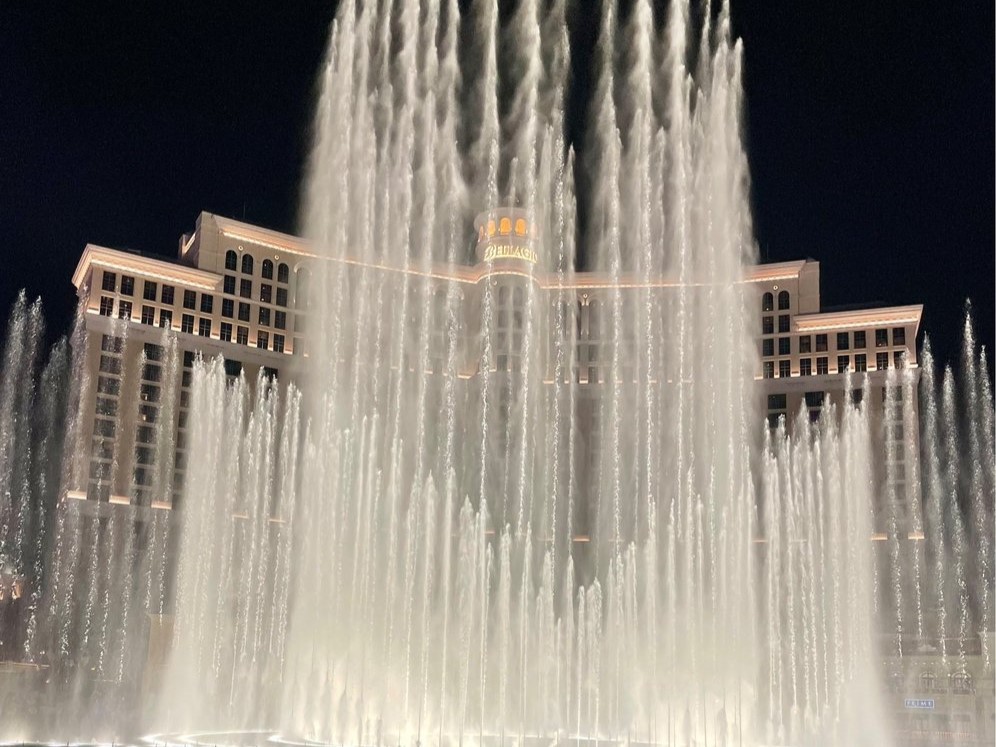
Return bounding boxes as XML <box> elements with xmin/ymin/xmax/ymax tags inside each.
<box><xmin>72</xmin><ymin>245</ymin><xmax>221</xmax><ymax>291</ymax></box>
<box><xmin>793</xmin><ymin>304</ymin><xmax>924</xmax><ymax>332</ymax></box>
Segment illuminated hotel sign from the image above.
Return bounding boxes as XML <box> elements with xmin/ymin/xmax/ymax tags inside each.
<box><xmin>904</xmin><ymin>698</ymin><xmax>935</xmax><ymax>710</ymax></box>
<box><xmin>483</xmin><ymin>243</ymin><xmax>539</xmax><ymax>264</ymax></box>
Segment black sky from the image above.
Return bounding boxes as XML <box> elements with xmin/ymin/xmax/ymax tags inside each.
<box><xmin>1</xmin><ymin>0</ymin><xmax>992</xmax><ymax>373</ymax></box>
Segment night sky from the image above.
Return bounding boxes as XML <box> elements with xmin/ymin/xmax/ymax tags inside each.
<box><xmin>1</xmin><ymin>1</ymin><xmax>992</xmax><ymax>373</ymax></box>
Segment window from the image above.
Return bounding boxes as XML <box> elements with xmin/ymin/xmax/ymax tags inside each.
<box><xmin>799</xmin><ymin>335</ymin><xmax>811</xmax><ymax>353</ymax></box>
<box><xmin>222</xmin><ymin>298</ymin><xmax>234</xmax><ymax>318</ymax></box>
<box><xmin>778</xmin><ymin>337</ymin><xmax>791</xmax><ymax>355</ymax></box>
<box><xmin>292</xmin><ymin>337</ymin><xmax>302</xmax><ymax>355</ymax></box>
<box><xmin>816</xmin><ymin>357</ymin><xmax>828</xmax><ymax>375</ymax></box>
<box><xmin>183</xmin><ymin>290</ymin><xmax>196</xmax><ymax>309</ymax></box>
<box><xmin>240</xmin><ymin>278</ymin><xmax>252</xmax><ymax>298</ymax></box>
<box><xmin>762</xmin><ymin>316</ymin><xmax>773</xmax><ymax>335</ymax></box>
<box><xmin>920</xmin><ymin>671</ymin><xmax>935</xmax><ymax>693</ymax></box>
<box><xmin>140</xmin><ymin>383</ymin><xmax>160</xmax><ymax>403</ymax></box>
<box><xmin>850</xmin><ymin>388</ymin><xmax>864</xmax><ymax>406</ymax></box>
<box><xmin>101</xmin><ymin>335</ymin><xmax>123</xmax><ymax>353</ymax></box>
<box><xmin>182</xmin><ymin>370</ymin><xmax>193</xmax><ymax>388</ymax></box>
<box><xmin>800</xmin><ymin>358</ymin><xmax>812</xmax><ymax>376</ymax></box>
<box><xmin>225</xmin><ymin>250</ymin><xmax>238</xmax><ymax>271</ymax></box>
<box><xmin>892</xmin><ymin>327</ymin><xmax>906</xmax><ymax>346</ymax></box>
<box><xmin>767</xmin><ymin>394</ymin><xmax>787</xmax><ymax>410</ymax></box>
<box><xmin>262</xmin><ymin>259</ymin><xmax>274</xmax><ymax>279</ymax></box>
<box><xmin>778</xmin><ymin>360</ymin><xmax>791</xmax><ymax>378</ymax></box>
<box><xmin>117</xmin><ymin>300</ymin><xmax>132</xmax><ymax>320</ymax></box>
<box><xmin>778</xmin><ymin>315</ymin><xmax>790</xmax><ymax>333</ymax></box>
<box><xmin>121</xmin><ymin>275</ymin><xmax>135</xmax><ymax>296</ymax></box>
<box><xmin>762</xmin><ymin>339</ymin><xmax>774</xmax><ymax>357</ymax></box>
<box><xmin>161</xmin><ymin>285</ymin><xmax>175</xmax><ymax>305</ymax></box>
<box><xmin>838</xmin><ymin>355</ymin><xmax>850</xmax><ymax>372</ymax></box>
<box><xmin>777</xmin><ymin>290</ymin><xmax>790</xmax><ymax>310</ymax></box>
<box><xmin>837</xmin><ymin>332</ymin><xmax>849</xmax><ymax>350</ymax></box>
<box><xmin>277</xmin><ymin>263</ymin><xmax>289</xmax><ymax>283</ymax></box>
<box><xmin>762</xmin><ymin>292</ymin><xmax>774</xmax><ymax>312</ymax></box>
<box><xmin>894</xmin><ymin>351</ymin><xmax>905</xmax><ymax>368</ymax></box>
<box><xmin>257</xmin><ymin>331</ymin><xmax>269</xmax><ymax>350</ymax></box>
<box><xmin>260</xmin><ymin>284</ymin><xmax>272</xmax><ymax>304</ymax></box>
<box><xmin>101</xmin><ymin>271</ymin><xmax>117</xmax><ymax>292</ymax></box>
<box><xmin>762</xmin><ymin>361</ymin><xmax>774</xmax><ymax>379</ymax></box>
<box><xmin>95</xmin><ymin>397</ymin><xmax>117</xmax><ymax>416</ymax></box>
<box><xmin>262</xmin><ymin>366</ymin><xmax>278</xmax><ymax>381</ymax></box>
<box><xmin>99</xmin><ymin>296</ymin><xmax>114</xmax><ymax>316</ymax></box>
<box><xmin>141</xmin><ymin>305</ymin><xmax>155</xmax><ymax>325</ymax></box>
<box><xmin>198</xmin><ymin>318</ymin><xmax>212</xmax><ymax>337</ymax></box>
<box><xmin>875</xmin><ymin>328</ymin><xmax>888</xmax><ymax>347</ymax></box>
<box><xmin>804</xmin><ymin>391</ymin><xmax>825</xmax><ymax>408</ymax></box>
<box><xmin>97</xmin><ymin>376</ymin><xmax>120</xmax><ymax>395</ymax></box>
<box><xmin>200</xmin><ymin>294</ymin><xmax>214</xmax><ymax>314</ymax></box>
<box><xmin>144</xmin><ymin>343</ymin><xmax>163</xmax><ymax>361</ymax></box>
<box><xmin>241</xmin><ymin>254</ymin><xmax>254</xmax><ymax>275</ymax></box>
<box><xmin>93</xmin><ymin>419</ymin><xmax>116</xmax><ymax>438</ymax></box>
<box><xmin>220</xmin><ymin>322</ymin><xmax>233</xmax><ymax>342</ymax></box>
<box><xmin>258</xmin><ymin>307</ymin><xmax>271</xmax><ymax>326</ymax></box>
<box><xmin>236</xmin><ymin>326</ymin><xmax>249</xmax><ymax>345</ymax></box>
<box><xmin>276</xmin><ymin>287</ymin><xmax>288</xmax><ymax>307</ymax></box>
<box><xmin>181</xmin><ymin>314</ymin><xmax>194</xmax><ymax>334</ymax></box>
<box><xmin>877</xmin><ymin>352</ymin><xmax>889</xmax><ymax>370</ymax></box>
<box><xmin>952</xmin><ymin>672</ymin><xmax>973</xmax><ymax>694</ymax></box>
<box><xmin>143</xmin><ymin>281</ymin><xmax>158</xmax><ymax>301</ymax></box>
<box><xmin>273</xmin><ymin>334</ymin><xmax>285</xmax><ymax>353</ymax></box>
<box><xmin>223</xmin><ymin>359</ymin><xmax>242</xmax><ymax>378</ymax></box>
<box><xmin>224</xmin><ymin>275</ymin><xmax>236</xmax><ymax>294</ymax></box>
<box><xmin>183</xmin><ymin>350</ymin><xmax>195</xmax><ymax>368</ymax></box>
<box><xmin>274</xmin><ymin>310</ymin><xmax>287</xmax><ymax>330</ymax></box>
<box><xmin>238</xmin><ymin>302</ymin><xmax>250</xmax><ymax>322</ymax></box>
<box><xmin>855</xmin><ymin>354</ymin><xmax>867</xmax><ymax>372</ymax></box>
<box><xmin>854</xmin><ymin>330</ymin><xmax>866</xmax><ymax>348</ymax></box>
<box><xmin>767</xmin><ymin>413</ymin><xmax>784</xmax><ymax>429</ymax></box>
<box><xmin>142</xmin><ymin>363</ymin><xmax>162</xmax><ymax>382</ymax></box>
<box><xmin>159</xmin><ymin>309</ymin><xmax>172</xmax><ymax>329</ymax></box>
<box><xmin>815</xmin><ymin>334</ymin><xmax>828</xmax><ymax>352</ymax></box>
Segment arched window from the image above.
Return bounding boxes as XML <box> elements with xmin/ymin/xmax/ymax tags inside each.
<box><xmin>225</xmin><ymin>250</ymin><xmax>238</xmax><ymax>271</ymax></box>
<box><xmin>499</xmin><ymin>217</ymin><xmax>512</xmax><ymax>234</ymax></box>
<box><xmin>296</xmin><ymin>267</ymin><xmax>310</xmax><ymax>306</ymax></box>
<box><xmin>262</xmin><ymin>259</ymin><xmax>274</xmax><ymax>279</ymax></box>
<box><xmin>952</xmin><ymin>671</ymin><xmax>973</xmax><ymax>693</ymax></box>
<box><xmin>588</xmin><ymin>301</ymin><xmax>599</xmax><ymax>339</ymax></box>
<box><xmin>512</xmin><ymin>286</ymin><xmax>524</xmax><ymax>307</ymax></box>
<box><xmin>778</xmin><ymin>290</ymin><xmax>790</xmax><ymax>310</ymax></box>
<box><xmin>762</xmin><ymin>292</ymin><xmax>774</xmax><ymax>312</ymax></box>
<box><xmin>277</xmin><ymin>263</ymin><xmax>289</xmax><ymax>284</ymax></box>
<box><xmin>920</xmin><ymin>670</ymin><xmax>935</xmax><ymax>692</ymax></box>
<box><xmin>241</xmin><ymin>253</ymin><xmax>254</xmax><ymax>275</ymax></box>
<box><xmin>498</xmin><ymin>286</ymin><xmax>509</xmax><ymax>306</ymax></box>
<box><xmin>514</xmin><ymin>218</ymin><xmax>527</xmax><ymax>236</ymax></box>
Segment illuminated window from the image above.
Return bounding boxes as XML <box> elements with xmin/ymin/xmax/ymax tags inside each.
<box><xmin>487</xmin><ymin>219</ymin><xmax>496</xmax><ymax>236</ymax></box>
<box><xmin>514</xmin><ymin>218</ymin><xmax>527</xmax><ymax>235</ymax></box>
<box><xmin>777</xmin><ymin>291</ymin><xmax>790</xmax><ymax>310</ymax></box>
<box><xmin>262</xmin><ymin>259</ymin><xmax>274</xmax><ymax>279</ymax></box>
<box><xmin>499</xmin><ymin>217</ymin><xmax>511</xmax><ymax>234</ymax></box>
<box><xmin>225</xmin><ymin>250</ymin><xmax>238</xmax><ymax>271</ymax></box>
<box><xmin>241</xmin><ymin>253</ymin><xmax>254</xmax><ymax>275</ymax></box>
<box><xmin>277</xmin><ymin>263</ymin><xmax>289</xmax><ymax>284</ymax></box>
<box><xmin>761</xmin><ymin>292</ymin><xmax>773</xmax><ymax>312</ymax></box>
